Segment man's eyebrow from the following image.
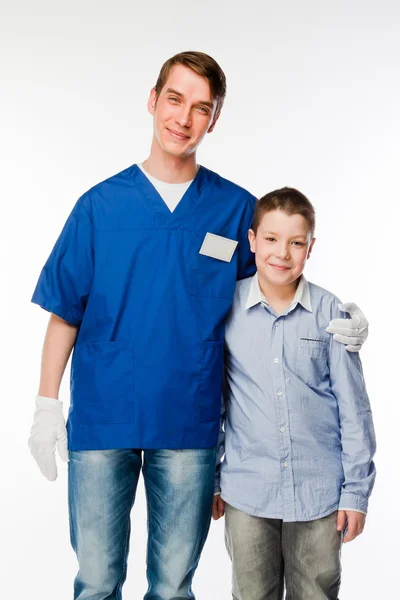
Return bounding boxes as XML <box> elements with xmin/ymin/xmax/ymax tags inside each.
<box><xmin>165</xmin><ymin>88</ymin><xmax>184</xmax><ymax>97</ymax></box>
<box><xmin>165</xmin><ymin>88</ymin><xmax>214</xmax><ymax>109</ymax></box>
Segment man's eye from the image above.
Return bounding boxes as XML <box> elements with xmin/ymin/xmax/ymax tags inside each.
<box><xmin>197</xmin><ymin>106</ymin><xmax>209</xmax><ymax>114</ymax></box>
<box><xmin>169</xmin><ymin>97</ymin><xmax>179</xmax><ymax>103</ymax></box>
<box><xmin>292</xmin><ymin>241</ymin><xmax>305</xmax><ymax>246</ymax></box>
<box><xmin>265</xmin><ymin>237</ymin><xmax>276</xmax><ymax>242</ymax></box>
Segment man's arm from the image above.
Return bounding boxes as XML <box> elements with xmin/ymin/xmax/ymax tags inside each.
<box><xmin>326</xmin><ymin>302</ymin><xmax>369</xmax><ymax>352</ymax></box>
<box><xmin>28</xmin><ymin>314</ymin><xmax>78</xmax><ymax>481</ymax></box>
<box><xmin>236</xmin><ymin>195</ymin><xmax>256</xmax><ymax>281</ymax></box>
<box><xmin>39</xmin><ymin>313</ymin><xmax>78</xmax><ymax>398</ymax></box>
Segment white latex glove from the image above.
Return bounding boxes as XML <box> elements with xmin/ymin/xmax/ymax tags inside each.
<box><xmin>28</xmin><ymin>396</ymin><xmax>69</xmax><ymax>481</ymax></box>
<box><xmin>326</xmin><ymin>302</ymin><xmax>369</xmax><ymax>352</ymax></box>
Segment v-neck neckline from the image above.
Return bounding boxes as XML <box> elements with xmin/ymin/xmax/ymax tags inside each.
<box><xmin>131</xmin><ymin>164</ymin><xmax>210</xmax><ymax>228</ymax></box>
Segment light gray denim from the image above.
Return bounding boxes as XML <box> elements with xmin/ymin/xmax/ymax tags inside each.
<box><xmin>225</xmin><ymin>504</ymin><xmax>342</xmax><ymax>600</ymax></box>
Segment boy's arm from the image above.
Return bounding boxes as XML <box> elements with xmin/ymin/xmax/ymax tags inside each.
<box><xmin>329</xmin><ymin>305</ymin><xmax>376</xmax><ymax>516</ymax></box>
<box><xmin>28</xmin><ymin>314</ymin><xmax>78</xmax><ymax>481</ymax></box>
<box><xmin>212</xmin><ymin>395</ymin><xmax>226</xmax><ymax>520</ymax></box>
<box><xmin>215</xmin><ymin>394</ymin><xmax>226</xmax><ymax>495</ymax></box>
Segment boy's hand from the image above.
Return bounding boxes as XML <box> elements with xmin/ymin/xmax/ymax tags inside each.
<box><xmin>337</xmin><ymin>510</ymin><xmax>366</xmax><ymax>543</ymax></box>
<box><xmin>326</xmin><ymin>302</ymin><xmax>369</xmax><ymax>352</ymax></box>
<box><xmin>212</xmin><ymin>494</ymin><xmax>226</xmax><ymax>520</ymax></box>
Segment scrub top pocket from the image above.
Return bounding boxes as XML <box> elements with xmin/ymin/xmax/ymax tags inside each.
<box><xmin>296</xmin><ymin>338</ymin><xmax>329</xmax><ymax>387</ymax></box>
<box><xmin>189</xmin><ymin>241</ymin><xmax>237</xmax><ymax>299</ymax></box>
<box><xmin>71</xmin><ymin>341</ymin><xmax>135</xmax><ymax>424</ymax></box>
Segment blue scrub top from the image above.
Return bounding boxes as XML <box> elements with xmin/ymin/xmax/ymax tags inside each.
<box><xmin>32</xmin><ymin>165</ymin><xmax>256</xmax><ymax>450</ymax></box>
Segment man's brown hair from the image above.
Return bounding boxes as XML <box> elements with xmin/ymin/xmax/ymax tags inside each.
<box><xmin>252</xmin><ymin>187</ymin><xmax>316</xmax><ymax>235</ymax></box>
<box><xmin>154</xmin><ymin>51</ymin><xmax>227</xmax><ymax>115</ymax></box>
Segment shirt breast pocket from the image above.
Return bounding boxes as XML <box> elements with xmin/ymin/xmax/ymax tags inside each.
<box><xmin>189</xmin><ymin>233</ymin><xmax>237</xmax><ymax>299</ymax></box>
<box><xmin>296</xmin><ymin>337</ymin><xmax>329</xmax><ymax>387</ymax></box>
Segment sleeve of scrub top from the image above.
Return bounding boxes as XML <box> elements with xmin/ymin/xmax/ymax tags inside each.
<box><xmin>236</xmin><ymin>195</ymin><xmax>256</xmax><ymax>280</ymax></box>
<box><xmin>31</xmin><ymin>196</ymin><xmax>94</xmax><ymax>326</ymax></box>
<box><xmin>328</xmin><ymin>302</ymin><xmax>377</xmax><ymax>514</ymax></box>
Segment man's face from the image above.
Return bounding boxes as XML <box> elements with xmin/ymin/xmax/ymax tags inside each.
<box><xmin>148</xmin><ymin>64</ymin><xmax>219</xmax><ymax>159</ymax></box>
<box><xmin>248</xmin><ymin>209</ymin><xmax>316</xmax><ymax>289</ymax></box>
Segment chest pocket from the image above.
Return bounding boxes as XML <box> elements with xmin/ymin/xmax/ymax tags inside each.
<box><xmin>296</xmin><ymin>337</ymin><xmax>329</xmax><ymax>387</ymax></box>
<box><xmin>189</xmin><ymin>232</ymin><xmax>237</xmax><ymax>299</ymax></box>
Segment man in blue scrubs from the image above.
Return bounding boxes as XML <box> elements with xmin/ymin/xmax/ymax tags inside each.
<box><xmin>28</xmin><ymin>51</ymin><xmax>369</xmax><ymax>600</ymax></box>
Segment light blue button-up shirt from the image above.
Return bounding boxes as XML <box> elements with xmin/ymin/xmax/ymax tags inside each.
<box><xmin>217</xmin><ymin>274</ymin><xmax>376</xmax><ymax>522</ymax></box>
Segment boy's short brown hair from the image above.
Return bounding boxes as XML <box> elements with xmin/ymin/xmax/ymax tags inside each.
<box><xmin>252</xmin><ymin>187</ymin><xmax>316</xmax><ymax>236</ymax></box>
<box><xmin>154</xmin><ymin>51</ymin><xmax>227</xmax><ymax>115</ymax></box>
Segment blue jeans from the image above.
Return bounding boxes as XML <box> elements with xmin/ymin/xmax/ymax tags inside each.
<box><xmin>68</xmin><ymin>448</ymin><xmax>215</xmax><ymax>600</ymax></box>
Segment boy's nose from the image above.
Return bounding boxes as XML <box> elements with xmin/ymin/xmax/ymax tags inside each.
<box><xmin>275</xmin><ymin>244</ymin><xmax>290</xmax><ymax>259</ymax></box>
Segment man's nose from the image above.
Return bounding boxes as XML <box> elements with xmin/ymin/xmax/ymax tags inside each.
<box><xmin>175</xmin><ymin>106</ymin><xmax>192</xmax><ymax>128</ymax></box>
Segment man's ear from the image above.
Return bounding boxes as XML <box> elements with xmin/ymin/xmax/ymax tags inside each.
<box><xmin>307</xmin><ymin>237</ymin><xmax>316</xmax><ymax>259</ymax></box>
<box><xmin>207</xmin><ymin>112</ymin><xmax>220</xmax><ymax>134</ymax></box>
<box><xmin>248</xmin><ymin>229</ymin><xmax>256</xmax><ymax>253</ymax></box>
<box><xmin>147</xmin><ymin>88</ymin><xmax>157</xmax><ymax>116</ymax></box>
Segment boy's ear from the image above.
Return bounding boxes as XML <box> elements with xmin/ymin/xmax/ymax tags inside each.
<box><xmin>307</xmin><ymin>237</ymin><xmax>316</xmax><ymax>259</ymax></box>
<box><xmin>248</xmin><ymin>229</ymin><xmax>256</xmax><ymax>253</ymax></box>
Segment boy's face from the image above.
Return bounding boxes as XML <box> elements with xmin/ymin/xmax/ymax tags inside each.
<box><xmin>148</xmin><ymin>64</ymin><xmax>219</xmax><ymax>159</ymax></box>
<box><xmin>248</xmin><ymin>209</ymin><xmax>316</xmax><ymax>289</ymax></box>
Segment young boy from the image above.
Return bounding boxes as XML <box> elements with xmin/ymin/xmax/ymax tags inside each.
<box><xmin>213</xmin><ymin>187</ymin><xmax>376</xmax><ymax>600</ymax></box>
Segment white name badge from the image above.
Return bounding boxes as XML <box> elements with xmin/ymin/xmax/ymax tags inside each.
<box><xmin>199</xmin><ymin>232</ymin><xmax>238</xmax><ymax>263</ymax></box>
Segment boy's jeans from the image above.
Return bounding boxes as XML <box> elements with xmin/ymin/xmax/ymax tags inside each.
<box><xmin>225</xmin><ymin>503</ymin><xmax>342</xmax><ymax>600</ymax></box>
<box><xmin>68</xmin><ymin>448</ymin><xmax>215</xmax><ymax>600</ymax></box>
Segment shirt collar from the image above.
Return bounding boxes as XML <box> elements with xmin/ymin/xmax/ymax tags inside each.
<box><xmin>245</xmin><ymin>274</ymin><xmax>313</xmax><ymax>313</ymax></box>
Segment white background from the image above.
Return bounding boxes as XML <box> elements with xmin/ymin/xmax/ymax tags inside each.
<box><xmin>1</xmin><ymin>0</ymin><xmax>399</xmax><ymax>598</ymax></box>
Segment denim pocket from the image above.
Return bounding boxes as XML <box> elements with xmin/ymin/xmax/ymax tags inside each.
<box><xmin>71</xmin><ymin>341</ymin><xmax>135</xmax><ymax>424</ymax></box>
<box><xmin>297</xmin><ymin>338</ymin><xmax>329</xmax><ymax>387</ymax></box>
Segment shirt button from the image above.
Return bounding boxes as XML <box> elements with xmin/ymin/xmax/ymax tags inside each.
<box><xmin>275</xmin><ymin>322</ymin><xmax>280</xmax><ymax>327</ymax></box>
<box><xmin>283</xmin><ymin>462</ymin><xmax>289</xmax><ymax>468</ymax></box>
<box><xmin>280</xmin><ymin>427</ymin><xmax>286</xmax><ymax>433</ymax></box>
<box><xmin>277</xmin><ymin>391</ymin><xmax>283</xmax><ymax>397</ymax></box>
<box><xmin>274</xmin><ymin>358</ymin><xmax>279</xmax><ymax>364</ymax></box>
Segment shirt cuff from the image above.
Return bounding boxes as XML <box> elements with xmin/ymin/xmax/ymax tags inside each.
<box><xmin>31</xmin><ymin>293</ymin><xmax>82</xmax><ymax>326</ymax></box>
<box><xmin>338</xmin><ymin>508</ymin><xmax>367</xmax><ymax>516</ymax></box>
<box><xmin>339</xmin><ymin>491</ymin><xmax>369</xmax><ymax>514</ymax></box>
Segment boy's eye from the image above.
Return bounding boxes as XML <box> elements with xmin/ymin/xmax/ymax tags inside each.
<box><xmin>292</xmin><ymin>241</ymin><xmax>305</xmax><ymax>246</ymax></box>
<box><xmin>265</xmin><ymin>237</ymin><xmax>276</xmax><ymax>242</ymax></box>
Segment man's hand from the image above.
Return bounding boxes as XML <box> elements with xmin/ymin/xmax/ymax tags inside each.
<box><xmin>337</xmin><ymin>510</ymin><xmax>366</xmax><ymax>543</ymax></box>
<box><xmin>28</xmin><ymin>396</ymin><xmax>69</xmax><ymax>481</ymax></box>
<box><xmin>326</xmin><ymin>302</ymin><xmax>369</xmax><ymax>352</ymax></box>
<box><xmin>212</xmin><ymin>494</ymin><xmax>225</xmax><ymax>520</ymax></box>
